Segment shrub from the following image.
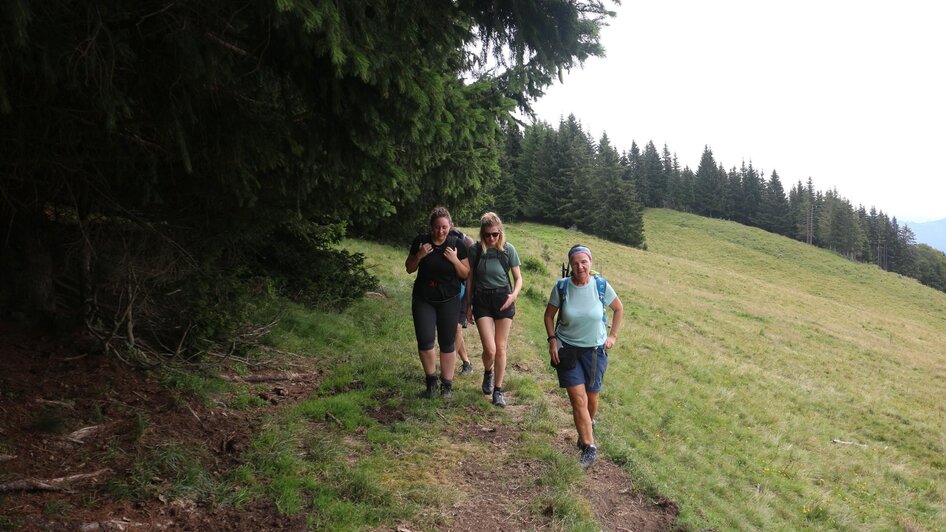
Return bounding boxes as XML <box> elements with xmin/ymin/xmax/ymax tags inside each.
<box><xmin>520</xmin><ymin>256</ymin><xmax>549</xmax><ymax>275</ymax></box>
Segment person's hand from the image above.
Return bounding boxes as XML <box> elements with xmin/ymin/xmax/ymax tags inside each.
<box><xmin>549</xmin><ymin>338</ymin><xmax>559</xmax><ymax>364</ymax></box>
<box><xmin>417</xmin><ymin>243</ymin><xmax>433</xmax><ymax>260</ymax></box>
<box><xmin>443</xmin><ymin>245</ymin><xmax>458</xmax><ymax>263</ymax></box>
<box><xmin>466</xmin><ymin>305</ymin><xmax>473</xmax><ymax>322</ymax></box>
<box><xmin>499</xmin><ymin>293</ymin><xmax>516</xmax><ymax>311</ymax></box>
<box><xmin>605</xmin><ymin>333</ymin><xmax>617</xmax><ymax>350</ymax></box>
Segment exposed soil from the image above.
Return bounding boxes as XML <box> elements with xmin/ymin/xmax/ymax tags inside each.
<box><xmin>422</xmin><ymin>393</ymin><xmax>679</xmax><ymax>532</ymax></box>
<box><xmin>0</xmin><ymin>321</ymin><xmax>311</xmax><ymax>530</ymax></box>
<box><xmin>0</xmin><ymin>322</ymin><xmax>677</xmax><ymax>530</ymax></box>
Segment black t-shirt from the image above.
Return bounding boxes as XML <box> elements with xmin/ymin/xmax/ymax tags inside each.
<box><xmin>410</xmin><ymin>231</ymin><xmax>469</xmax><ymax>301</ymax></box>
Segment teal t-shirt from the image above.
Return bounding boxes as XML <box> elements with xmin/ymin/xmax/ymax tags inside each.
<box><xmin>548</xmin><ymin>277</ymin><xmax>617</xmax><ymax>347</ymax></box>
<box><xmin>469</xmin><ymin>243</ymin><xmax>520</xmax><ymax>290</ymax></box>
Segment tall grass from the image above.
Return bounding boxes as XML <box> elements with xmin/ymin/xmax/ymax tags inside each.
<box><xmin>243</xmin><ymin>210</ymin><xmax>945</xmax><ymax>529</ymax></box>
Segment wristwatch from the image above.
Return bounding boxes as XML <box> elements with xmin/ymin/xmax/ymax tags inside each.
<box><xmin>547</xmin><ymin>335</ymin><xmax>556</xmax><ymax>342</ymax></box>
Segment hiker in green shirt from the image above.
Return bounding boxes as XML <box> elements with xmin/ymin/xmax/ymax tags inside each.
<box><xmin>466</xmin><ymin>212</ymin><xmax>522</xmax><ymax>407</ymax></box>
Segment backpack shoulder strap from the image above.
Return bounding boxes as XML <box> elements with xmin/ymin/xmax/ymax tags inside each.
<box><xmin>470</xmin><ymin>242</ymin><xmax>482</xmax><ymax>272</ymax></box>
<box><xmin>594</xmin><ymin>275</ymin><xmax>608</xmax><ymax>324</ymax></box>
<box><xmin>556</xmin><ymin>277</ymin><xmax>569</xmax><ymax>305</ymax></box>
<box><xmin>499</xmin><ymin>243</ymin><xmax>513</xmax><ymax>287</ymax></box>
<box><xmin>499</xmin><ymin>243</ymin><xmax>512</xmax><ymax>273</ymax></box>
<box><xmin>554</xmin><ymin>277</ymin><xmax>568</xmax><ymax>330</ymax></box>
<box><xmin>595</xmin><ymin>275</ymin><xmax>607</xmax><ymax>303</ymax></box>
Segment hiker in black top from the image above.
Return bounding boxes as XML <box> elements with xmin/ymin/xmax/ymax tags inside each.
<box><xmin>406</xmin><ymin>207</ymin><xmax>470</xmax><ymax>399</ymax></box>
<box><xmin>466</xmin><ymin>212</ymin><xmax>522</xmax><ymax>408</ymax></box>
<box><xmin>452</xmin><ymin>227</ymin><xmax>476</xmax><ymax>377</ymax></box>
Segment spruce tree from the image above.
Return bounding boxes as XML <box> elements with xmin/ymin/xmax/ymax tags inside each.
<box><xmin>762</xmin><ymin>170</ymin><xmax>792</xmax><ymax>236</ymax></box>
<box><xmin>726</xmin><ymin>166</ymin><xmax>743</xmax><ymax>221</ymax></box>
<box><xmin>741</xmin><ymin>163</ymin><xmax>765</xmax><ymax>227</ymax></box>
<box><xmin>641</xmin><ymin>141</ymin><xmax>666</xmax><ymax>208</ymax></box>
<box><xmin>493</xmin><ymin>125</ymin><xmax>524</xmax><ymax>220</ymax></box>
<box><xmin>694</xmin><ymin>146</ymin><xmax>723</xmax><ymax>217</ymax></box>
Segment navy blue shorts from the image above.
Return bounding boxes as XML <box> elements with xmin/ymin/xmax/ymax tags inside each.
<box><xmin>555</xmin><ymin>341</ymin><xmax>608</xmax><ymax>392</ymax></box>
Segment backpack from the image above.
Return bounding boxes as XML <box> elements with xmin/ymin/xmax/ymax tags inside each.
<box><xmin>554</xmin><ymin>274</ymin><xmax>608</xmax><ymax>330</ymax></box>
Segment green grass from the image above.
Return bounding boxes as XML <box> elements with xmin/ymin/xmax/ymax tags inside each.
<box><xmin>538</xmin><ymin>209</ymin><xmax>946</xmax><ymax>530</ymax></box>
<box><xmin>368</xmin><ymin>210</ymin><xmax>942</xmax><ymax>530</ymax></box>
<box><xmin>129</xmin><ymin>208</ymin><xmax>945</xmax><ymax>530</ymax></box>
<box><xmin>216</xmin><ymin>233</ymin><xmax>614</xmax><ymax>529</ymax></box>
<box><xmin>106</xmin><ymin>441</ymin><xmax>224</xmax><ymax>503</ymax></box>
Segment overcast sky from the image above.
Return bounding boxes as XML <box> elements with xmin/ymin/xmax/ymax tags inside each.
<box><xmin>531</xmin><ymin>0</ymin><xmax>946</xmax><ymax>222</ymax></box>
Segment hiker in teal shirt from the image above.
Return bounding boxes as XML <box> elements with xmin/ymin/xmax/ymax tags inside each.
<box><xmin>544</xmin><ymin>244</ymin><xmax>623</xmax><ymax>470</ymax></box>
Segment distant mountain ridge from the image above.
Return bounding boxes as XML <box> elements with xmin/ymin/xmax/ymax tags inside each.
<box><xmin>905</xmin><ymin>218</ymin><xmax>946</xmax><ymax>253</ymax></box>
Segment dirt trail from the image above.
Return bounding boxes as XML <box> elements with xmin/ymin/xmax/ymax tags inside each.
<box><xmin>400</xmin><ymin>387</ymin><xmax>678</xmax><ymax>531</ymax></box>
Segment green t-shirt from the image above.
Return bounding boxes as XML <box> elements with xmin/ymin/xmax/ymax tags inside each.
<box><xmin>469</xmin><ymin>242</ymin><xmax>520</xmax><ymax>290</ymax></box>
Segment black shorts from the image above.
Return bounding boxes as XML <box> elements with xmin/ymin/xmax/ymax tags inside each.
<box><xmin>472</xmin><ymin>288</ymin><xmax>515</xmax><ymax>320</ymax></box>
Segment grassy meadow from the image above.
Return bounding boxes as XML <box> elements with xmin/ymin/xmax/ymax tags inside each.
<box><xmin>245</xmin><ymin>208</ymin><xmax>945</xmax><ymax>530</ymax></box>
<box><xmin>603</xmin><ymin>210</ymin><xmax>946</xmax><ymax>530</ymax></box>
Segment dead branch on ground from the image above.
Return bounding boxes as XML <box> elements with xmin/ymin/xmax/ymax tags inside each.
<box><xmin>831</xmin><ymin>438</ymin><xmax>867</xmax><ymax>448</ymax></box>
<box><xmin>0</xmin><ymin>468</ymin><xmax>111</xmax><ymax>493</ymax></box>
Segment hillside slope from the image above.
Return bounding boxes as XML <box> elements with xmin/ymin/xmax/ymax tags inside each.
<box><xmin>495</xmin><ymin>209</ymin><xmax>946</xmax><ymax>529</ymax></box>
<box><xmin>10</xmin><ymin>209</ymin><xmax>942</xmax><ymax>530</ymax></box>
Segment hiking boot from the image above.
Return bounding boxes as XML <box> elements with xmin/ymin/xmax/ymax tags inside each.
<box><xmin>460</xmin><ymin>361</ymin><xmax>473</xmax><ymax>376</ymax></box>
<box><xmin>481</xmin><ymin>370</ymin><xmax>494</xmax><ymax>395</ymax></box>
<box><xmin>440</xmin><ymin>378</ymin><xmax>453</xmax><ymax>400</ymax></box>
<box><xmin>424</xmin><ymin>375</ymin><xmax>438</xmax><ymax>399</ymax></box>
<box><xmin>492</xmin><ymin>389</ymin><xmax>506</xmax><ymax>408</ymax></box>
<box><xmin>579</xmin><ymin>444</ymin><xmax>598</xmax><ymax>470</ymax></box>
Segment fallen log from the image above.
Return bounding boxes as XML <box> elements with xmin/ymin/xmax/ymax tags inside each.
<box><xmin>222</xmin><ymin>372</ymin><xmax>302</xmax><ymax>383</ymax></box>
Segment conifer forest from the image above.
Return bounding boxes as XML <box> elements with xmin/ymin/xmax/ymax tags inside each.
<box><xmin>2</xmin><ymin>0</ymin><xmax>945</xmax><ymax>362</ymax></box>
<box><xmin>494</xmin><ymin>117</ymin><xmax>946</xmax><ymax>293</ymax></box>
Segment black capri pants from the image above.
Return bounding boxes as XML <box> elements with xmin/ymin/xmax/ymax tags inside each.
<box><xmin>412</xmin><ymin>294</ymin><xmax>462</xmax><ymax>352</ymax></box>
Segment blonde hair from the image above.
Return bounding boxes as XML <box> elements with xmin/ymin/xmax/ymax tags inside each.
<box><xmin>479</xmin><ymin>211</ymin><xmax>506</xmax><ymax>252</ymax></box>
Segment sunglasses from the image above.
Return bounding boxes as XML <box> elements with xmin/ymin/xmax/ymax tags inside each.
<box><xmin>483</xmin><ymin>231</ymin><xmax>501</xmax><ymax>238</ymax></box>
